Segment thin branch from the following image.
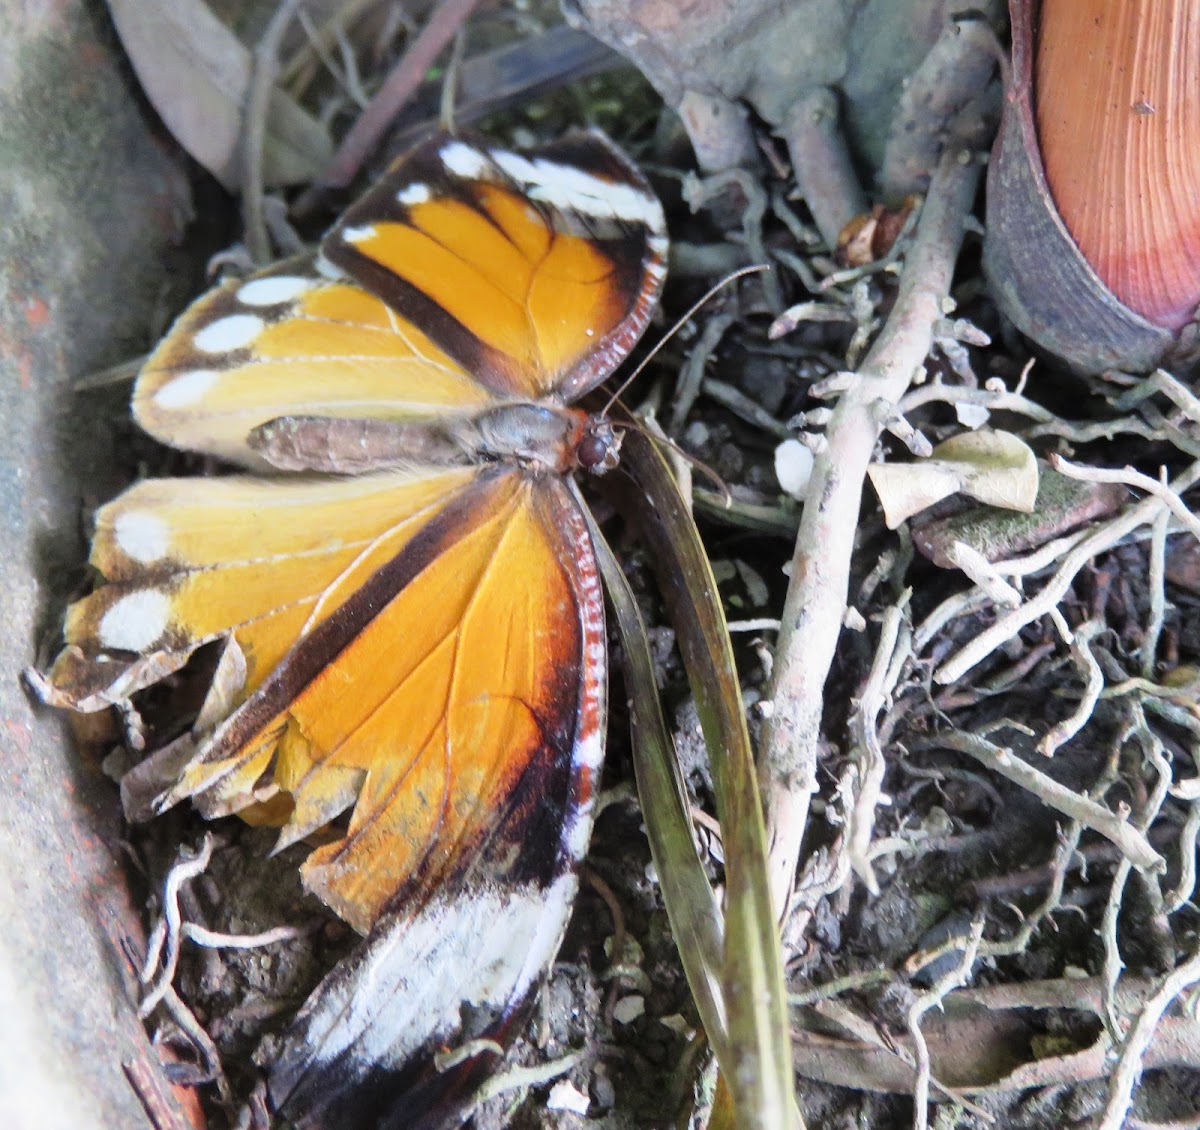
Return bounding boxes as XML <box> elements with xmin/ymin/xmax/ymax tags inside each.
<box><xmin>1050</xmin><ymin>455</ymin><xmax>1200</xmax><ymax>543</ymax></box>
<box><xmin>935</xmin><ymin>460</ymin><xmax>1200</xmax><ymax>684</ymax></box>
<box><xmin>1099</xmin><ymin>943</ymin><xmax>1200</xmax><ymax>1130</ymax></box>
<box><xmin>919</xmin><ymin>731</ymin><xmax>1163</xmax><ymax>871</ymax></box>
<box><xmin>244</xmin><ymin>0</ymin><xmax>304</xmax><ymax>264</ymax></box>
<box><xmin>308</xmin><ymin>0</ymin><xmax>481</xmax><ymax>193</ymax></box>
<box><xmin>762</xmin><ymin>148</ymin><xmax>982</xmax><ymax>919</ymax></box>
<box><xmin>908</xmin><ymin>918</ymin><xmax>985</xmax><ymax>1130</ymax></box>
<box><xmin>1038</xmin><ymin>621</ymin><xmax>1105</xmax><ymax>756</ymax></box>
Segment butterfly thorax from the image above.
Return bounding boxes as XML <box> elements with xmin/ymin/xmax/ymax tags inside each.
<box><xmin>248</xmin><ymin>403</ymin><xmax>620</xmax><ymax>477</ymax></box>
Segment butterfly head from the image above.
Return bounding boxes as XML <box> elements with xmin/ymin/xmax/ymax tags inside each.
<box><xmin>576</xmin><ymin>415</ymin><xmax>621</xmax><ymax>475</ymax></box>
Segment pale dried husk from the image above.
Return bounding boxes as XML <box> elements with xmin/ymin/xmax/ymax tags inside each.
<box><xmin>983</xmin><ymin>0</ymin><xmax>1185</xmax><ymax>375</ymax></box>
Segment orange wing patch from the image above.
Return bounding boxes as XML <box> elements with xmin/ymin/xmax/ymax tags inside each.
<box><xmin>327</xmin><ymin>133</ymin><xmax>667</xmax><ymax>399</ymax></box>
<box><xmin>164</xmin><ymin>473</ymin><xmax>590</xmax><ymax>933</ymax></box>
<box><xmin>134</xmin><ymin>264</ymin><xmax>492</xmax><ymax>467</ymax></box>
<box><xmin>55</xmin><ymin>468</ymin><xmax>476</xmax><ymax>699</ymax></box>
<box><xmin>340</xmin><ymin>191</ymin><xmax>624</xmax><ymax>385</ymax></box>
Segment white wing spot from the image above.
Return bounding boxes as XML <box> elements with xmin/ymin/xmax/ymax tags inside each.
<box><xmin>193</xmin><ymin>314</ymin><xmax>264</xmax><ymax>353</ymax></box>
<box><xmin>341</xmin><ymin>224</ymin><xmax>377</xmax><ymax>244</ymax></box>
<box><xmin>397</xmin><ymin>183</ymin><xmax>431</xmax><ymax>206</ymax></box>
<box><xmin>99</xmin><ymin>590</ymin><xmax>170</xmax><ymax>652</ymax></box>
<box><xmin>114</xmin><ymin>511</ymin><xmax>169</xmax><ymax>564</ymax></box>
<box><xmin>154</xmin><ymin>370</ymin><xmax>219</xmax><ymax>408</ymax></box>
<box><xmin>439</xmin><ymin>141</ymin><xmax>489</xmax><ymax>178</ymax></box>
<box><xmin>237</xmin><ymin>276</ymin><xmax>313</xmax><ymax>306</ymax></box>
<box><xmin>495</xmin><ymin>152</ymin><xmax>665</xmax><ymax>227</ymax></box>
<box><xmin>493</xmin><ymin>150</ymin><xmax>540</xmax><ymax>184</ymax></box>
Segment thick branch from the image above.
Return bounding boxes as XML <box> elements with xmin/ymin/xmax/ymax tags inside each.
<box><xmin>761</xmin><ymin>149</ymin><xmax>981</xmax><ymax>920</ymax></box>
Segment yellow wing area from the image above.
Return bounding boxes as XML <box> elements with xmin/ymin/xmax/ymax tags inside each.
<box><xmin>342</xmin><ymin>186</ymin><xmax>626</xmax><ymax>392</ymax></box>
<box><xmin>54</xmin><ymin>467</ymin><xmax>477</xmax><ymax>699</ymax></box>
<box><xmin>169</xmin><ymin>472</ymin><xmax>586</xmax><ymax>933</ymax></box>
<box><xmin>132</xmin><ymin>261</ymin><xmax>495</xmax><ymax>467</ymax></box>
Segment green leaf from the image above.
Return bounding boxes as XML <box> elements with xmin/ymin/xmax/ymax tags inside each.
<box><xmin>613</xmin><ymin>427</ymin><xmax>801</xmax><ymax>1130</ymax></box>
<box><xmin>591</xmin><ymin>522</ymin><xmax>729</xmax><ymax>1056</ymax></box>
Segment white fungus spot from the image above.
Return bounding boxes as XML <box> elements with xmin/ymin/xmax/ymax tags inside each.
<box><xmin>99</xmin><ymin>590</ymin><xmax>171</xmax><ymax>652</ymax></box>
<box><xmin>236</xmin><ymin>275</ymin><xmax>312</xmax><ymax>306</ymax></box>
<box><xmin>612</xmin><ymin>995</ymin><xmax>645</xmax><ymax>1025</ymax></box>
<box><xmin>547</xmin><ymin>1082</ymin><xmax>590</xmax><ymax>1116</ymax></box>
<box><xmin>153</xmin><ymin>370</ymin><xmax>219</xmax><ymax>409</ymax></box>
<box><xmin>193</xmin><ymin>314</ymin><xmax>264</xmax><ymax>353</ymax></box>
<box><xmin>113</xmin><ymin>511</ymin><xmax>169</xmax><ymax>564</ymax></box>
<box><xmin>775</xmin><ymin>438</ymin><xmax>815</xmax><ymax>499</ymax></box>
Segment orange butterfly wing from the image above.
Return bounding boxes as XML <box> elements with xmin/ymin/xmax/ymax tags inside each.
<box><xmin>40</xmin><ymin>129</ymin><xmax>665</xmax><ymax>1130</ymax></box>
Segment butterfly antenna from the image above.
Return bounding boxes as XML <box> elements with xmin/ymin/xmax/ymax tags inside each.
<box><xmin>439</xmin><ymin>27</ymin><xmax>467</xmax><ymax>135</ymax></box>
<box><xmin>608</xmin><ymin>391</ymin><xmax>734</xmax><ymax>505</ymax></box>
<box><xmin>601</xmin><ymin>263</ymin><xmax>771</xmax><ymax>416</ymax></box>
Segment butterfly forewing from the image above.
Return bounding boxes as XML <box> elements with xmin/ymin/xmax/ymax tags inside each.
<box><xmin>325</xmin><ymin>130</ymin><xmax>667</xmax><ymax>400</ymax></box>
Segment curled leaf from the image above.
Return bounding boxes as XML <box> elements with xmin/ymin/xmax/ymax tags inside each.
<box><xmin>868</xmin><ymin>430</ymin><xmax>1038</xmax><ymax>529</ymax></box>
<box><xmin>982</xmin><ymin>0</ymin><xmax>1176</xmax><ymax>374</ymax></box>
<box><xmin>108</xmin><ymin>0</ymin><xmax>332</xmax><ymax>191</ymax></box>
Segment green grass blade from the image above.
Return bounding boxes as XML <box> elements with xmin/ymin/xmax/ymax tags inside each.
<box><xmin>615</xmin><ymin>428</ymin><xmax>801</xmax><ymax>1129</ymax></box>
<box><xmin>591</xmin><ymin>520</ymin><xmax>729</xmax><ymax>1057</ymax></box>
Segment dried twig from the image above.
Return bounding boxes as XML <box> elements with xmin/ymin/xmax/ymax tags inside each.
<box><xmin>908</xmin><ymin>917</ymin><xmax>984</xmax><ymax>1130</ymax></box>
<box><xmin>1037</xmin><ymin>620</ymin><xmax>1105</xmax><ymax>756</ymax></box>
<box><xmin>244</xmin><ymin>0</ymin><xmax>304</xmax><ymax>264</ymax></box>
<box><xmin>140</xmin><ymin>835</ymin><xmax>302</xmax><ymax>1017</ymax></box>
<box><xmin>307</xmin><ymin>0</ymin><xmax>482</xmax><ymax>194</ymax></box>
<box><xmin>919</xmin><ymin>732</ymin><xmax>1163</xmax><ymax>872</ymax></box>
<box><xmin>935</xmin><ymin>460</ymin><xmax>1200</xmax><ymax>684</ymax></box>
<box><xmin>1050</xmin><ymin>455</ymin><xmax>1200</xmax><ymax>543</ymax></box>
<box><xmin>847</xmin><ymin>598</ymin><xmax>911</xmax><ymax>892</ymax></box>
<box><xmin>1099</xmin><ymin>943</ymin><xmax>1200</xmax><ymax>1130</ymax></box>
<box><xmin>762</xmin><ymin>148</ymin><xmax>983</xmax><ymax>918</ymax></box>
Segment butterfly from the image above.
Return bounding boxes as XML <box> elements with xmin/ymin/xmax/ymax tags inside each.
<box><xmin>34</xmin><ymin>129</ymin><xmax>667</xmax><ymax>1129</ymax></box>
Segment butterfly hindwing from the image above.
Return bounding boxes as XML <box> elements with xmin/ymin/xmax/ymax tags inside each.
<box><xmin>268</xmin><ymin>477</ymin><xmax>605</xmax><ymax>1130</ymax></box>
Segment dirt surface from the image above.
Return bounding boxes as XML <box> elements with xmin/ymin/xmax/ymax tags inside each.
<box><xmin>11</xmin><ymin>3</ymin><xmax>1200</xmax><ymax>1130</ymax></box>
<box><xmin>0</xmin><ymin>3</ymin><xmax>198</xmax><ymax>1128</ymax></box>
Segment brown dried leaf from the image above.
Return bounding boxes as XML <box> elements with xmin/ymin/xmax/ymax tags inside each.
<box><xmin>107</xmin><ymin>0</ymin><xmax>332</xmax><ymax>191</ymax></box>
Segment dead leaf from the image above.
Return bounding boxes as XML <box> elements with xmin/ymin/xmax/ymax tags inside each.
<box><xmin>868</xmin><ymin>430</ymin><xmax>1039</xmax><ymax>529</ymax></box>
<box><xmin>107</xmin><ymin>0</ymin><xmax>332</xmax><ymax>191</ymax></box>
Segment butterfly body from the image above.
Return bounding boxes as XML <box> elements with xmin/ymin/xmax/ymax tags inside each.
<box><xmin>248</xmin><ymin>401</ymin><xmax>617</xmax><ymax>477</ymax></box>
<box><xmin>37</xmin><ymin>129</ymin><xmax>666</xmax><ymax>1128</ymax></box>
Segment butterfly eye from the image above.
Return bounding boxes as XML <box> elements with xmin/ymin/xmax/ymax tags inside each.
<box><xmin>577</xmin><ymin>418</ymin><xmax>621</xmax><ymax>474</ymax></box>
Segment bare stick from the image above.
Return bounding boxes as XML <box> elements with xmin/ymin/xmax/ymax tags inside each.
<box><xmin>935</xmin><ymin>460</ymin><xmax>1200</xmax><ymax>685</ymax></box>
<box><xmin>921</xmin><ymin>732</ymin><xmax>1163</xmax><ymax>872</ymax></box>
<box><xmin>1142</xmin><ymin>500</ymin><xmax>1170</xmax><ymax>677</ymax></box>
<box><xmin>312</xmin><ymin>0</ymin><xmax>481</xmax><ymax>192</ymax></box>
<box><xmin>1050</xmin><ymin>454</ymin><xmax>1200</xmax><ymax>543</ymax></box>
<box><xmin>848</xmin><ymin>599</ymin><xmax>909</xmax><ymax>892</ymax></box>
<box><xmin>1099</xmin><ymin>945</ymin><xmax>1200</xmax><ymax>1129</ymax></box>
<box><xmin>761</xmin><ymin>148</ymin><xmax>982</xmax><ymax>917</ymax></box>
<box><xmin>908</xmin><ymin>917</ymin><xmax>984</xmax><ymax>1130</ymax></box>
<box><xmin>1038</xmin><ymin>620</ymin><xmax>1105</xmax><ymax>756</ymax></box>
<box><xmin>244</xmin><ymin>0</ymin><xmax>303</xmax><ymax>263</ymax></box>
<box><xmin>1149</xmin><ymin>367</ymin><xmax>1200</xmax><ymax>426</ymax></box>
